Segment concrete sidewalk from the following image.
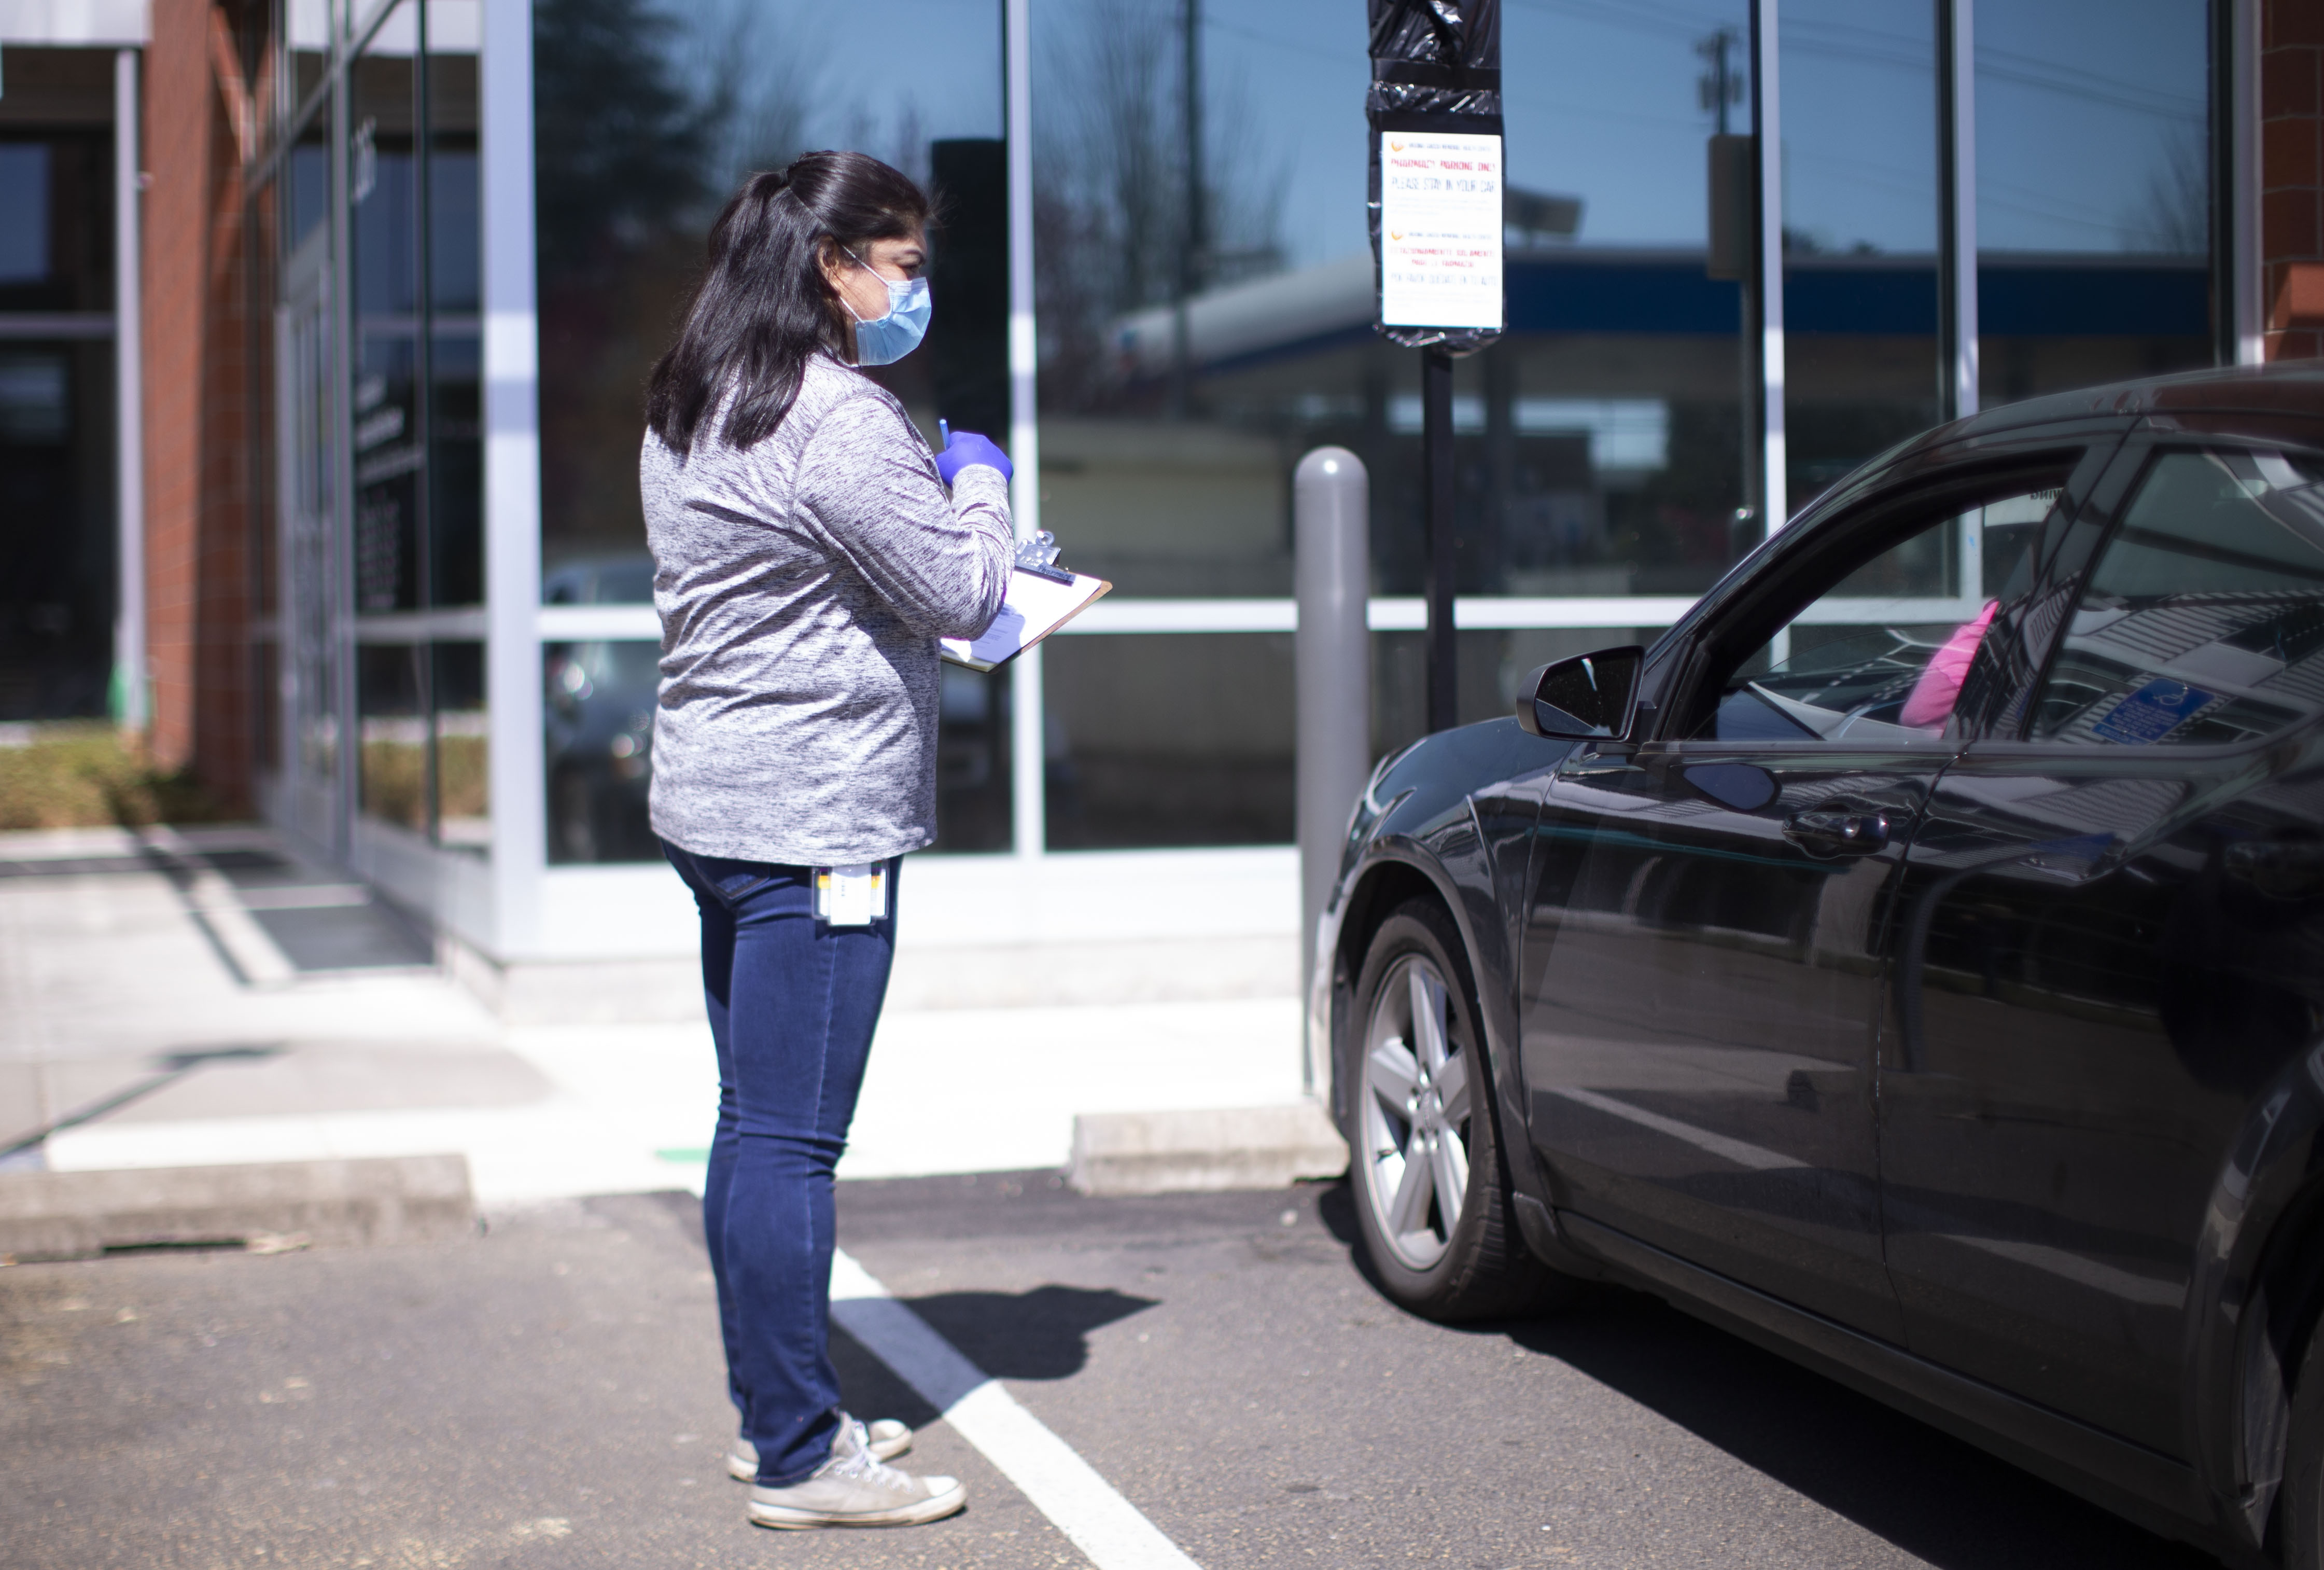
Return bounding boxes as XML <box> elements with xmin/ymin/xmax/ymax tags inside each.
<box><xmin>0</xmin><ymin>826</ymin><xmax>1318</xmax><ymax>1206</ymax></box>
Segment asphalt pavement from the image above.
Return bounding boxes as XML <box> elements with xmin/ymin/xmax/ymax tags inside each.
<box><xmin>2</xmin><ymin>1174</ymin><xmax>2224</xmax><ymax>1569</ymax></box>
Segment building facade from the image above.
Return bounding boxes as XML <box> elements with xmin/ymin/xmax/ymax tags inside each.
<box><xmin>3</xmin><ymin>0</ymin><xmax>2321</xmax><ymax>984</ymax></box>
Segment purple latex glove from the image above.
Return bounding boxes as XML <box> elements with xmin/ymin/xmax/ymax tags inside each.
<box><xmin>936</xmin><ymin>429</ymin><xmax>1013</xmax><ymax>485</ymax></box>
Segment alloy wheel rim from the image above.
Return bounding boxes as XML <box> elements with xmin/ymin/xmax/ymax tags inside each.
<box><xmin>1359</xmin><ymin>953</ymin><xmax>1473</xmax><ymax>1271</ymax></box>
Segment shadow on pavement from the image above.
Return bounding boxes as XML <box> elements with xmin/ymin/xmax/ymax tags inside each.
<box><xmin>0</xmin><ymin>1044</ymin><xmax>283</xmax><ymax>1161</ymax></box>
<box><xmin>621</xmin><ymin>1189</ymin><xmax>1159</xmax><ymax>1428</ymax></box>
<box><xmin>1307</xmin><ymin>1171</ymin><xmax>2211</xmax><ymax>1565</ymax></box>
<box><xmin>903</xmin><ymin>1285</ymin><xmax>1158</xmax><ymax>1381</ymax></box>
<box><xmin>1490</xmin><ymin>1274</ymin><xmax>2214</xmax><ymax>1568</ymax></box>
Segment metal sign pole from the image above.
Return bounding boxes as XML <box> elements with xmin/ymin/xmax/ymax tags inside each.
<box><xmin>1366</xmin><ymin>0</ymin><xmax>1503</xmax><ymax>734</ymax></box>
<box><xmin>1421</xmin><ymin>346</ymin><xmax>1455</xmax><ymax>732</ymax></box>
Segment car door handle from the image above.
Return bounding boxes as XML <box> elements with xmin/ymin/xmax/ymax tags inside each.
<box><xmin>1783</xmin><ymin>808</ymin><xmax>1892</xmax><ymax>858</ymax></box>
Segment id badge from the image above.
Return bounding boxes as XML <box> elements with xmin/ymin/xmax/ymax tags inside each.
<box><xmin>813</xmin><ymin>863</ymin><xmax>887</xmax><ymax>927</ymax></box>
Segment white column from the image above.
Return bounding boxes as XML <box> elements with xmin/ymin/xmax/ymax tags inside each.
<box><xmin>1754</xmin><ymin>0</ymin><xmax>1785</xmax><ymax>536</ymax></box>
<box><xmin>1005</xmin><ymin>0</ymin><xmax>1045</xmax><ymax>859</ymax></box>
<box><xmin>1946</xmin><ymin>0</ymin><xmax>1979</xmax><ymax>418</ymax></box>
<box><xmin>113</xmin><ymin>47</ymin><xmax>146</xmax><ymax>731</ymax></box>
<box><xmin>481</xmin><ymin>0</ymin><xmax>547</xmax><ymax>955</ymax></box>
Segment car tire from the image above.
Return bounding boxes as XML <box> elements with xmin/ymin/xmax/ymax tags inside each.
<box><xmin>1341</xmin><ymin>897</ymin><xmax>1573</xmax><ymax>1321</ymax></box>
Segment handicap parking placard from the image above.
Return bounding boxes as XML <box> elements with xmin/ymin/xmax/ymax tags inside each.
<box><xmin>2092</xmin><ymin>678</ymin><xmax>2216</xmax><ymax>744</ymax></box>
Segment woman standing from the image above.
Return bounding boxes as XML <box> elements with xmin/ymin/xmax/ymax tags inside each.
<box><xmin>641</xmin><ymin>151</ymin><xmax>1014</xmax><ymax>1530</ymax></box>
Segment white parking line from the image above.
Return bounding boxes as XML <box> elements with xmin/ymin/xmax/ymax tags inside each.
<box><xmin>829</xmin><ymin>1249</ymin><xmax>1201</xmax><ymax>1570</ymax></box>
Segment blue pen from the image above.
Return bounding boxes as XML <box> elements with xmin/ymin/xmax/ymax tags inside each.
<box><xmin>938</xmin><ymin>419</ymin><xmax>950</xmax><ymax>447</ymax></box>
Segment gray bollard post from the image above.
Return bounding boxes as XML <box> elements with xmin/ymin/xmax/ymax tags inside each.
<box><xmin>1295</xmin><ymin>446</ymin><xmax>1371</xmax><ymax>1096</ymax></box>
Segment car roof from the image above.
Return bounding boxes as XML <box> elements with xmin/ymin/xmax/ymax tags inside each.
<box><xmin>1643</xmin><ymin>362</ymin><xmax>2324</xmax><ymax>677</ymax></box>
<box><xmin>1909</xmin><ymin>360</ymin><xmax>2324</xmax><ymax>455</ymax></box>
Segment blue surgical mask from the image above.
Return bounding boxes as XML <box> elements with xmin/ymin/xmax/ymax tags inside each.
<box><xmin>842</xmin><ymin>248</ymin><xmax>931</xmax><ymax>366</ymax></box>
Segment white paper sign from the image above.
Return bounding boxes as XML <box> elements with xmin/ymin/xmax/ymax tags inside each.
<box><xmin>1379</xmin><ymin>131</ymin><xmax>1504</xmax><ymax>330</ymax></box>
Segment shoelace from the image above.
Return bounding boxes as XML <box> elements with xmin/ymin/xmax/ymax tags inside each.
<box><xmin>819</xmin><ymin>1419</ymin><xmax>912</xmax><ymax>1490</ymax></box>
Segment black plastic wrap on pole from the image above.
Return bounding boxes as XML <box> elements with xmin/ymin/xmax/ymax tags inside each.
<box><xmin>1367</xmin><ymin>0</ymin><xmax>1504</xmax><ymax>355</ymax></box>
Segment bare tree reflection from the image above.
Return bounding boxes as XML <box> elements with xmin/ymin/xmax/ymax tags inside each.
<box><xmin>1036</xmin><ymin>0</ymin><xmax>1286</xmax><ymax>413</ymax></box>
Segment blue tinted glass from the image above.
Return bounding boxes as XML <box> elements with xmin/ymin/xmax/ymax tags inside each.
<box><xmin>1780</xmin><ymin>0</ymin><xmax>1939</xmax><ymax>501</ymax></box>
<box><xmin>289</xmin><ymin>137</ymin><xmax>329</xmax><ymax>252</ymax></box>
<box><xmin>1975</xmin><ymin>0</ymin><xmax>2213</xmax><ymax>404</ymax></box>
<box><xmin>0</xmin><ymin>143</ymin><xmax>50</xmax><ymax>285</ymax></box>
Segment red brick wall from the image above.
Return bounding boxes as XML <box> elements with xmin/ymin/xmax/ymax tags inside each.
<box><xmin>141</xmin><ymin>0</ymin><xmax>255</xmax><ymax>808</ymax></box>
<box><xmin>2265</xmin><ymin>0</ymin><xmax>2324</xmax><ymax>358</ymax></box>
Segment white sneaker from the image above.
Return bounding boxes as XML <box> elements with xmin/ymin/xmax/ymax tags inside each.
<box><xmin>729</xmin><ymin>1413</ymin><xmax>911</xmax><ymax>1481</ymax></box>
<box><xmin>746</xmin><ymin>1416</ymin><xmax>964</xmax><ymax>1530</ymax></box>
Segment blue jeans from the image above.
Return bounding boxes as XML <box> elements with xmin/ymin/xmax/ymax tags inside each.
<box><xmin>662</xmin><ymin>842</ymin><xmax>901</xmax><ymax>1486</ymax></box>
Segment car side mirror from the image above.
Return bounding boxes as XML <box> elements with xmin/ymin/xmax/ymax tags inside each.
<box><xmin>1515</xmin><ymin>646</ymin><xmax>1645</xmax><ymax>741</ymax></box>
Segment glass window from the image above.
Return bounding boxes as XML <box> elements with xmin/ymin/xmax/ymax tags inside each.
<box><xmin>1034</xmin><ymin>0</ymin><xmax>1751</xmax><ymax>603</ymax></box>
<box><xmin>1781</xmin><ymin>0</ymin><xmax>1940</xmax><ymax>501</ymax></box>
<box><xmin>345</xmin><ymin>2</ymin><xmax>482</xmax><ymax>615</ymax></box>
<box><xmin>0</xmin><ymin>143</ymin><xmax>52</xmax><ymax>293</ymax></box>
<box><xmin>545</xmin><ymin>638</ymin><xmax>660</xmax><ymax>864</ymax></box>
<box><xmin>2030</xmin><ymin>449</ymin><xmax>2324</xmax><ymax>747</ymax></box>
<box><xmin>1975</xmin><ymin>0</ymin><xmax>2214</xmax><ymax>406</ymax></box>
<box><xmin>0</xmin><ymin>125</ymin><xmax>110</xmax><ymax>314</ymax></box>
<box><xmin>533</xmin><ymin>0</ymin><xmax>1006</xmax><ymax>860</ymax></box>
<box><xmin>428</xmin><ymin>2</ymin><xmax>484</xmax><ymax>607</ymax></box>
<box><xmin>433</xmin><ymin>640</ymin><xmax>488</xmax><ymax>852</ymax></box>
<box><xmin>1043</xmin><ymin>632</ymin><xmax>1295</xmax><ymax>849</ymax></box>
<box><xmin>0</xmin><ymin>341</ymin><xmax>114</xmax><ymax>720</ymax></box>
<box><xmin>357</xmin><ymin>643</ymin><xmax>428</xmax><ymax>831</ymax></box>
<box><xmin>1692</xmin><ymin>479</ymin><xmax>2061</xmax><ymax>743</ymax></box>
<box><xmin>351</xmin><ymin>10</ymin><xmax>425</xmax><ymax>614</ymax></box>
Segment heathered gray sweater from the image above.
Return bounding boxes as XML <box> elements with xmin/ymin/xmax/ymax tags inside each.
<box><xmin>641</xmin><ymin>354</ymin><xmax>1013</xmax><ymax>865</ymax></box>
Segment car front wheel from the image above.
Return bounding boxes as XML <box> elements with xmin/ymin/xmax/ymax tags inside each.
<box><xmin>1342</xmin><ymin>898</ymin><xmax>1571</xmax><ymax>1321</ymax></box>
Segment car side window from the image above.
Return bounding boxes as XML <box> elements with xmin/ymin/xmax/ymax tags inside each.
<box><xmin>2027</xmin><ymin>448</ymin><xmax>2324</xmax><ymax>747</ymax></box>
<box><xmin>1689</xmin><ymin>483</ymin><xmax>2060</xmax><ymax>743</ymax></box>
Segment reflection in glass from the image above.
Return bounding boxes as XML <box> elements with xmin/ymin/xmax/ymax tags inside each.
<box><xmin>433</xmin><ymin>641</ymin><xmax>488</xmax><ymax>850</ymax></box>
<box><xmin>0</xmin><ymin>339</ymin><xmax>115</xmax><ymax>719</ymax></box>
<box><xmin>934</xmin><ymin>663</ymin><xmax>1011</xmax><ymax>852</ymax></box>
<box><xmin>427</xmin><ymin>4</ymin><xmax>484</xmax><ymax>606</ymax></box>
<box><xmin>1034</xmin><ymin>0</ymin><xmax>1749</xmax><ymax>602</ymax></box>
<box><xmin>545</xmin><ymin>639</ymin><xmax>660</xmax><ymax>864</ymax></box>
<box><xmin>1704</xmin><ymin>485</ymin><xmax>2059</xmax><ymax>743</ymax></box>
<box><xmin>344</xmin><ymin>2</ymin><xmax>482</xmax><ymax>614</ymax></box>
<box><xmin>1780</xmin><ymin>0</ymin><xmax>1939</xmax><ymax>504</ymax></box>
<box><xmin>351</xmin><ymin>12</ymin><xmax>424</xmax><ymax>612</ymax></box>
<box><xmin>1043</xmin><ymin>632</ymin><xmax>1296</xmax><ymax>849</ymax></box>
<box><xmin>2033</xmin><ymin>450</ymin><xmax>2324</xmax><ymax>747</ymax></box>
<box><xmin>1975</xmin><ymin>0</ymin><xmax>2213</xmax><ymax>405</ymax></box>
<box><xmin>533</xmin><ymin>0</ymin><xmax>1006</xmax><ymax>858</ymax></box>
<box><xmin>358</xmin><ymin>643</ymin><xmax>428</xmax><ymax>831</ymax></box>
<box><xmin>535</xmin><ymin>0</ymin><xmax>1002</xmax><ymax>581</ymax></box>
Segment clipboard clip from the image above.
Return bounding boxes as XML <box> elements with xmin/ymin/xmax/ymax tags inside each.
<box><xmin>1015</xmin><ymin>530</ymin><xmax>1074</xmax><ymax>585</ymax></box>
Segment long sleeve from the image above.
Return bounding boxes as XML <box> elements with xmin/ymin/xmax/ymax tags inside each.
<box><xmin>643</xmin><ymin>356</ymin><xmax>1020</xmax><ymax>866</ymax></box>
<box><xmin>793</xmin><ymin>394</ymin><xmax>1013</xmax><ymax>641</ymax></box>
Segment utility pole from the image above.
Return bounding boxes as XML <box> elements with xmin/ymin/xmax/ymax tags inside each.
<box><xmin>1170</xmin><ymin>0</ymin><xmax>1205</xmax><ymax>419</ymax></box>
<box><xmin>1700</xmin><ymin>24</ymin><xmax>1759</xmax><ymax>559</ymax></box>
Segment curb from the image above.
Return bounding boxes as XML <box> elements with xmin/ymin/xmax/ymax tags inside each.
<box><xmin>0</xmin><ymin>1154</ymin><xmax>475</xmax><ymax>1262</ymax></box>
<box><xmin>1065</xmin><ymin>1102</ymin><xmax>1349</xmax><ymax>1197</ymax></box>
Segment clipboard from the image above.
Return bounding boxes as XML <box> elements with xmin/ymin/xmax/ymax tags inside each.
<box><xmin>940</xmin><ymin>568</ymin><xmax>1112</xmax><ymax>672</ymax></box>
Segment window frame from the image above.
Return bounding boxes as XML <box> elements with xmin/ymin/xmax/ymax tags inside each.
<box><xmin>1659</xmin><ymin>445</ymin><xmax>2105</xmax><ymax>748</ymax></box>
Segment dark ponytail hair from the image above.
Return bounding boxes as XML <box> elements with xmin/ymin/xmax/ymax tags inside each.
<box><xmin>646</xmin><ymin>151</ymin><xmax>931</xmax><ymax>456</ymax></box>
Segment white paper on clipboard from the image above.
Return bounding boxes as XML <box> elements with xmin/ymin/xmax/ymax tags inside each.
<box><xmin>940</xmin><ymin>571</ymin><xmax>1112</xmax><ymax>672</ymax></box>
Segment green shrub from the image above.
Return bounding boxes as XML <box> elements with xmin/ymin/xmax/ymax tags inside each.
<box><xmin>0</xmin><ymin>724</ymin><xmax>227</xmax><ymax>830</ymax></box>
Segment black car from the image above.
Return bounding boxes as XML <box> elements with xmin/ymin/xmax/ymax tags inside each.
<box><xmin>1315</xmin><ymin>363</ymin><xmax>2324</xmax><ymax>1567</ymax></box>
